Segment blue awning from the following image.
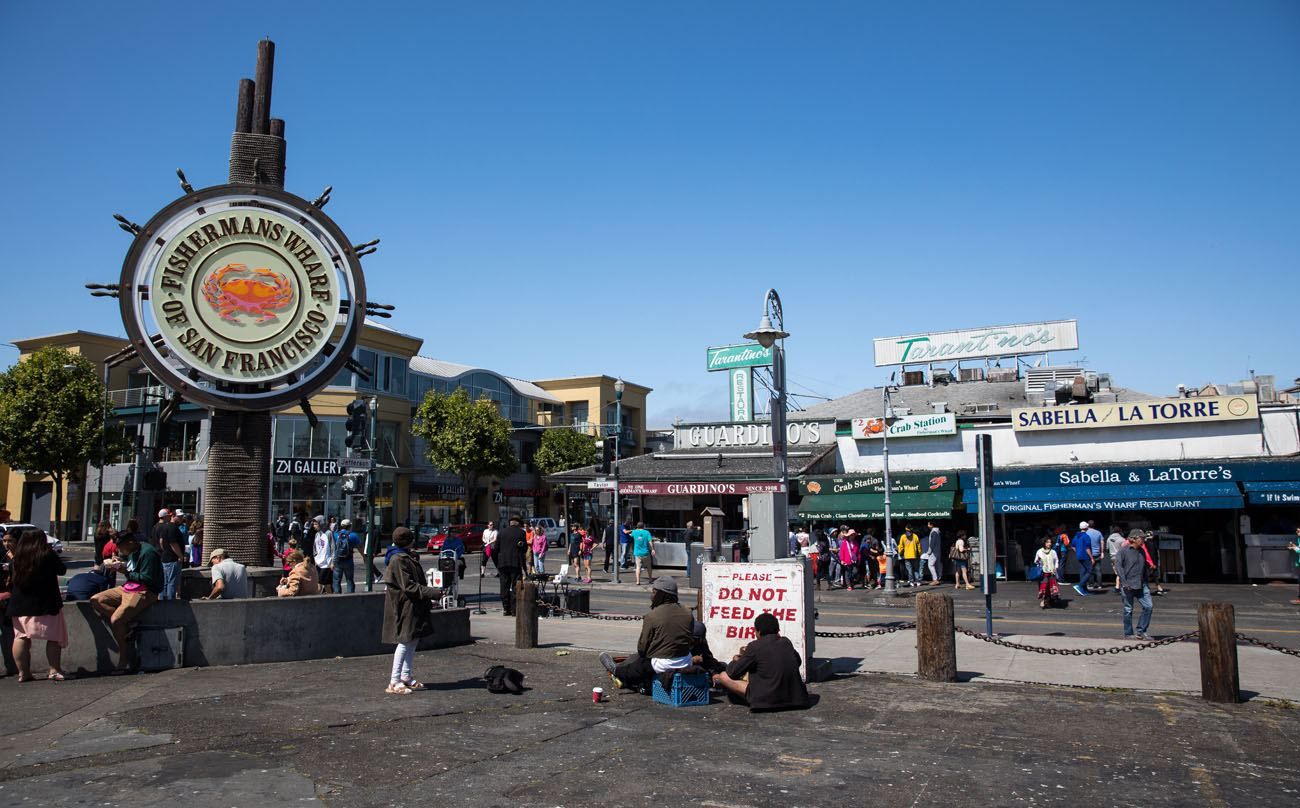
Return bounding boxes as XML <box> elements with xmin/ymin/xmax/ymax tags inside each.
<box><xmin>1242</xmin><ymin>481</ymin><xmax>1300</xmax><ymax>506</ymax></box>
<box><xmin>964</xmin><ymin>482</ymin><xmax>1243</xmax><ymax>514</ymax></box>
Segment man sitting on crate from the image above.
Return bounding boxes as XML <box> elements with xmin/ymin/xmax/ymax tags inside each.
<box><xmin>712</xmin><ymin>613</ymin><xmax>809</xmax><ymax>712</ymax></box>
<box><xmin>599</xmin><ymin>577</ymin><xmax>693</xmax><ymax>693</ymax></box>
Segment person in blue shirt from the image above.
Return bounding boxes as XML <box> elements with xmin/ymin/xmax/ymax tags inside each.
<box><xmin>1072</xmin><ymin>521</ymin><xmax>1095</xmax><ymax>598</ymax></box>
<box><xmin>333</xmin><ymin>519</ymin><xmax>360</xmax><ymax>593</ymax></box>
<box><xmin>442</xmin><ymin>533</ymin><xmax>467</xmax><ymax>580</ymax></box>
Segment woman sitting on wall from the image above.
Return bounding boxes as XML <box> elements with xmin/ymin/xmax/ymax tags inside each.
<box><xmin>276</xmin><ymin>550</ymin><xmax>319</xmax><ymax>597</ymax></box>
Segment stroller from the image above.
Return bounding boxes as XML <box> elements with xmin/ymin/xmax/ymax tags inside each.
<box><xmin>428</xmin><ymin>550</ymin><xmax>466</xmax><ymax>609</ymax></box>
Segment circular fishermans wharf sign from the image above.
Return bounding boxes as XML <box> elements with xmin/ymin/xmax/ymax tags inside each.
<box><xmin>119</xmin><ymin>184</ymin><xmax>366</xmax><ymax>410</ymax></box>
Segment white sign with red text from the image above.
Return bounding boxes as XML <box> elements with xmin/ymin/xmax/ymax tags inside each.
<box><xmin>701</xmin><ymin>562</ymin><xmax>808</xmax><ymax>681</ymax></box>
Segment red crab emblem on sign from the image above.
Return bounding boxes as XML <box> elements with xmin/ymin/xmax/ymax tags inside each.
<box><xmin>929</xmin><ymin>476</ymin><xmax>948</xmax><ymax>490</ymax></box>
<box><xmin>201</xmin><ymin>263</ymin><xmax>293</xmax><ymax>324</ymax></box>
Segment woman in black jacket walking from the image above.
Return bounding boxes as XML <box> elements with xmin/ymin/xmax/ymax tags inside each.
<box><xmin>8</xmin><ymin>529</ymin><xmax>68</xmax><ymax>682</ymax></box>
<box><xmin>382</xmin><ymin>527</ymin><xmax>437</xmax><ymax>694</ymax></box>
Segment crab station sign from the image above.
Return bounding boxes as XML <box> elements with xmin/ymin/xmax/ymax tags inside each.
<box><xmin>119</xmin><ymin>185</ymin><xmax>365</xmax><ymax>410</ymax></box>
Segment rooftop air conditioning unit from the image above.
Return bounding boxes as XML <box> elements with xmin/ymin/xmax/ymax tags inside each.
<box><xmin>902</xmin><ymin>371</ymin><xmax>925</xmax><ymax>386</ymax></box>
<box><xmin>1257</xmin><ymin>375</ymin><xmax>1276</xmax><ymax>402</ymax></box>
<box><xmin>932</xmin><ymin>369</ymin><xmax>954</xmax><ymax>385</ymax></box>
<box><xmin>959</xmin><ymin>367</ymin><xmax>985</xmax><ymax>382</ymax></box>
<box><xmin>932</xmin><ymin>402</ymin><xmax>948</xmax><ymax>414</ymax></box>
<box><xmin>973</xmin><ymin>403</ymin><xmax>1000</xmax><ymax>413</ymax></box>
<box><xmin>1096</xmin><ymin>373</ymin><xmax>1112</xmax><ymax>391</ymax></box>
<box><xmin>987</xmin><ymin>368</ymin><xmax>1018</xmax><ymax>383</ymax></box>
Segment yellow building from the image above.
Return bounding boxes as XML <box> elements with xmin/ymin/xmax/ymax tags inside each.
<box><xmin>532</xmin><ymin>375</ymin><xmax>652</xmax><ymax>456</ymax></box>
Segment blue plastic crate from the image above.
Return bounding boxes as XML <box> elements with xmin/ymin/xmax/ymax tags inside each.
<box><xmin>652</xmin><ymin>671</ymin><xmax>710</xmax><ymax>707</ymax></box>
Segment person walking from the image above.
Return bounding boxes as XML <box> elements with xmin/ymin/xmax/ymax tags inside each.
<box><xmin>382</xmin><ymin>527</ymin><xmax>437</xmax><ymax>694</ymax></box>
<box><xmin>494</xmin><ymin>516</ymin><xmax>528</xmax><ymax>616</ymax></box>
<box><xmin>923</xmin><ymin>520</ymin><xmax>943</xmax><ymax>585</ymax></box>
<box><xmin>1072</xmin><ymin>522</ymin><xmax>1094</xmax><ymax>598</ymax></box>
<box><xmin>1033</xmin><ymin>537</ymin><xmax>1060</xmax><ymax>607</ymax></box>
<box><xmin>1116</xmin><ymin>530</ymin><xmax>1154</xmax><ymax>640</ymax></box>
<box><xmin>631</xmin><ymin>522</ymin><xmax>656</xmax><ymax>585</ymax></box>
<box><xmin>7</xmin><ymin>529</ymin><xmax>69</xmax><ymax>682</ymax></box>
<box><xmin>311</xmin><ymin>515</ymin><xmax>336</xmax><ymax>594</ymax></box>
<box><xmin>155</xmin><ymin>509</ymin><xmax>185</xmax><ymax>600</ymax></box>
<box><xmin>1106</xmin><ymin>525</ymin><xmax>1126</xmax><ymax>592</ymax></box>
<box><xmin>481</xmin><ymin>520</ymin><xmax>498</xmax><ymax>578</ymax></box>
<box><xmin>601</xmin><ymin>521</ymin><xmax>615</xmax><ymax>573</ymax></box>
<box><xmin>334</xmin><ymin>519</ymin><xmax>359</xmax><ymax>594</ymax></box>
<box><xmin>949</xmin><ymin>530</ymin><xmax>975</xmax><ymax>590</ymax></box>
<box><xmin>1289</xmin><ymin>526</ymin><xmax>1300</xmax><ymax>605</ymax></box>
<box><xmin>898</xmin><ymin>524</ymin><xmax>922</xmax><ymax>587</ymax></box>
<box><xmin>1085</xmin><ymin>520</ymin><xmax>1105</xmax><ymax>591</ymax></box>
<box><xmin>530</xmin><ymin>524</ymin><xmax>549</xmax><ymax>575</ymax></box>
<box><xmin>837</xmin><ymin>529</ymin><xmax>858</xmax><ymax>590</ymax></box>
<box><xmin>619</xmin><ymin>521</ymin><xmax>633</xmax><ymax>569</ymax></box>
<box><xmin>1052</xmin><ymin>525</ymin><xmax>1070</xmax><ymax>582</ymax></box>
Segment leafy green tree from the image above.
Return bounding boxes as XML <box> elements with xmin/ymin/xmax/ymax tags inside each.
<box><xmin>533</xmin><ymin>426</ymin><xmax>598</xmax><ymax>477</ymax></box>
<box><xmin>0</xmin><ymin>346</ymin><xmax>120</xmax><ymax>538</ymax></box>
<box><xmin>411</xmin><ymin>387</ymin><xmax>518</xmax><ymax>522</ymax></box>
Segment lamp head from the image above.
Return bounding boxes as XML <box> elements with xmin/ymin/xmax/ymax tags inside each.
<box><xmin>743</xmin><ymin>315</ymin><xmax>789</xmax><ymax>349</ymax></box>
<box><xmin>614</xmin><ymin>377</ymin><xmax>625</xmax><ymax>396</ymax></box>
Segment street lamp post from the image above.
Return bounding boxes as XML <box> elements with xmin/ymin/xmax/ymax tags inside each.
<box><xmin>743</xmin><ymin>289</ymin><xmax>790</xmax><ymax>560</ymax></box>
<box><xmin>612</xmin><ymin>378</ymin><xmax>624</xmax><ymax>584</ymax></box>
<box><xmin>881</xmin><ymin>379</ymin><xmax>900</xmax><ymax>595</ymax></box>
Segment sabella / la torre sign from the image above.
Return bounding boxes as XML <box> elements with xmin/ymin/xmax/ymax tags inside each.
<box><xmin>873</xmin><ymin>319</ymin><xmax>1079</xmax><ymax>367</ymax></box>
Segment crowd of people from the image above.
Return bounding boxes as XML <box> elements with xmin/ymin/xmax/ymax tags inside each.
<box><xmin>786</xmin><ymin>520</ymin><xmax>976</xmax><ymax>591</ymax></box>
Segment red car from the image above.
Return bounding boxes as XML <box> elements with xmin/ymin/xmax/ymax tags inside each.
<box><xmin>426</xmin><ymin>523</ymin><xmax>488</xmax><ymax>553</ymax></box>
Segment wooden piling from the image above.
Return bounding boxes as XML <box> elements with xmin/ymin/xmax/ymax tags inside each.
<box><xmin>252</xmin><ymin>39</ymin><xmax>275</xmax><ymax>134</ymax></box>
<box><xmin>515</xmin><ymin>580</ymin><xmax>538</xmax><ymax>649</ymax></box>
<box><xmin>235</xmin><ymin>78</ymin><xmax>254</xmax><ymax>134</ymax></box>
<box><xmin>916</xmin><ymin>591</ymin><xmax>957</xmax><ymax>682</ymax></box>
<box><xmin>1197</xmin><ymin>602</ymin><xmax>1239</xmax><ymax>704</ymax></box>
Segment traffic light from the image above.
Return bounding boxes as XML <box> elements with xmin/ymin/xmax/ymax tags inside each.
<box><xmin>345</xmin><ymin>399</ymin><xmax>369</xmax><ymax>448</ymax></box>
<box><xmin>597</xmin><ymin>439</ymin><xmax>614</xmax><ymax>474</ymax></box>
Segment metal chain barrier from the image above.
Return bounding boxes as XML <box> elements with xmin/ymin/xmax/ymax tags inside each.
<box><xmin>535</xmin><ymin>600</ymin><xmax>644</xmax><ymax>621</ymax></box>
<box><xmin>1235</xmin><ymin>633</ymin><xmax>1300</xmax><ymax>658</ymax></box>
<box><xmin>816</xmin><ymin>623</ymin><xmax>916</xmax><ymax>639</ymax></box>
<box><xmin>953</xmin><ymin>626</ymin><xmax>1200</xmax><ymax>655</ymax></box>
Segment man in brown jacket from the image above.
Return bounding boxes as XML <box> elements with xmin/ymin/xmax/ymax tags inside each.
<box><xmin>599</xmin><ymin>577</ymin><xmax>693</xmax><ymax>692</ymax></box>
<box><xmin>382</xmin><ymin>527</ymin><xmax>437</xmax><ymax>694</ymax></box>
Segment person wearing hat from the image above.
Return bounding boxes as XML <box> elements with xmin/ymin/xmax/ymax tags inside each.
<box><xmin>1116</xmin><ymin>530</ymin><xmax>1154</xmax><ymax>640</ymax></box>
<box><xmin>712</xmin><ymin>613</ymin><xmax>809</xmax><ymax>711</ymax></box>
<box><xmin>90</xmin><ymin>530</ymin><xmax>163</xmax><ymax>673</ymax></box>
<box><xmin>493</xmin><ymin>516</ymin><xmax>528</xmax><ymax>616</ymax></box>
<box><xmin>311</xmin><ymin>515</ymin><xmax>336</xmax><ymax>595</ymax></box>
<box><xmin>382</xmin><ymin>526</ymin><xmax>437</xmax><ymax>694</ymax></box>
<box><xmin>154</xmin><ymin>509</ymin><xmax>186</xmax><ymax>601</ymax></box>
<box><xmin>205</xmin><ymin>548</ymin><xmax>249</xmax><ymax>600</ymax></box>
<box><xmin>599</xmin><ymin>576</ymin><xmax>693</xmax><ymax>692</ymax></box>
<box><xmin>333</xmin><ymin>519</ymin><xmax>359</xmax><ymax>594</ymax></box>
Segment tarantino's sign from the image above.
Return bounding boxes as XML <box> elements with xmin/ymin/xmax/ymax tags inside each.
<box><xmin>152</xmin><ymin>207</ymin><xmax>342</xmax><ymax>383</ymax></box>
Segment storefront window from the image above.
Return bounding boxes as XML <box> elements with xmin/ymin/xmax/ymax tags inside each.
<box><xmin>159</xmin><ymin>420</ymin><xmax>201</xmax><ymax>463</ymax></box>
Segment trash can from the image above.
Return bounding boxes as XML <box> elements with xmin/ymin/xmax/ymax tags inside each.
<box><xmin>688</xmin><ymin>543</ymin><xmax>713</xmax><ymax>590</ymax></box>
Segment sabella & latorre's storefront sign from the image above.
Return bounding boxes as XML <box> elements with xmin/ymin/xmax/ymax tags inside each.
<box><xmin>873</xmin><ymin>320</ymin><xmax>1078</xmax><ymax>367</ymax></box>
<box><xmin>706</xmin><ymin>343</ymin><xmax>773</xmax><ymax>371</ymax></box>
<box><xmin>1012</xmin><ymin>395</ymin><xmax>1258</xmax><ymax>432</ymax></box>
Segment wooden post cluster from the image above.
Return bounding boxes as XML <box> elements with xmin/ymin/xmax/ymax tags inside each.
<box><xmin>1197</xmin><ymin>602</ymin><xmax>1239</xmax><ymax>704</ymax></box>
<box><xmin>515</xmin><ymin>580</ymin><xmax>539</xmax><ymax>649</ymax></box>
<box><xmin>916</xmin><ymin>591</ymin><xmax>957</xmax><ymax>682</ymax></box>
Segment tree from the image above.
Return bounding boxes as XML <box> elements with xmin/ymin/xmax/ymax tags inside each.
<box><xmin>411</xmin><ymin>387</ymin><xmax>517</xmax><ymax>523</ymax></box>
<box><xmin>533</xmin><ymin>426</ymin><xmax>598</xmax><ymax>477</ymax></box>
<box><xmin>0</xmin><ymin>346</ymin><xmax>120</xmax><ymax>539</ymax></box>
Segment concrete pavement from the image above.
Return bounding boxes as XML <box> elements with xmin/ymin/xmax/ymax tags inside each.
<box><xmin>1</xmin><ymin>629</ymin><xmax>1298</xmax><ymax>806</ymax></box>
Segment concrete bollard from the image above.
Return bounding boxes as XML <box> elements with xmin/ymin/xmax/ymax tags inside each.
<box><xmin>515</xmin><ymin>580</ymin><xmax>538</xmax><ymax>649</ymax></box>
<box><xmin>1197</xmin><ymin>602</ymin><xmax>1239</xmax><ymax>704</ymax></box>
<box><xmin>915</xmin><ymin>591</ymin><xmax>957</xmax><ymax>682</ymax></box>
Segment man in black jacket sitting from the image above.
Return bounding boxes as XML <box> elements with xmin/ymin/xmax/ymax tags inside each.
<box><xmin>712</xmin><ymin>613</ymin><xmax>809</xmax><ymax>711</ymax></box>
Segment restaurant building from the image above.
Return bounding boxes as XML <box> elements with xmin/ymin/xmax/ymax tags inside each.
<box><xmin>3</xmin><ymin>326</ymin><xmax>648</xmax><ymax>542</ymax></box>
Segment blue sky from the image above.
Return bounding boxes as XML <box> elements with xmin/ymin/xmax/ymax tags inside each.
<box><xmin>1</xmin><ymin>2</ymin><xmax>1296</xmax><ymax>424</ymax></box>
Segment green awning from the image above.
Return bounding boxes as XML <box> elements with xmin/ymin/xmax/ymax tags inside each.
<box><xmin>795</xmin><ymin>491</ymin><xmax>954</xmax><ymax>520</ymax></box>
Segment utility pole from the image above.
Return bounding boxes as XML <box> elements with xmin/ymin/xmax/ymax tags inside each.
<box><xmin>364</xmin><ymin>395</ymin><xmax>379</xmax><ymax>591</ymax></box>
<box><xmin>612</xmin><ymin>378</ymin><xmax>624</xmax><ymax>584</ymax></box>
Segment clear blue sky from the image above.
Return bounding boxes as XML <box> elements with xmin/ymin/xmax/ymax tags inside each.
<box><xmin>2</xmin><ymin>2</ymin><xmax>1296</xmax><ymax>424</ymax></box>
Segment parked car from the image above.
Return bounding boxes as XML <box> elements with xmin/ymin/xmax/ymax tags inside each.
<box><xmin>0</xmin><ymin>523</ymin><xmax>63</xmax><ymax>555</ymax></box>
<box><xmin>531</xmin><ymin>517</ymin><xmax>565</xmax><ymax>547</ymax></box>
<box><xmin>426</xmin><ymin>523</ymin><xmax>488</xmax><ymax>553</ymax></box>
